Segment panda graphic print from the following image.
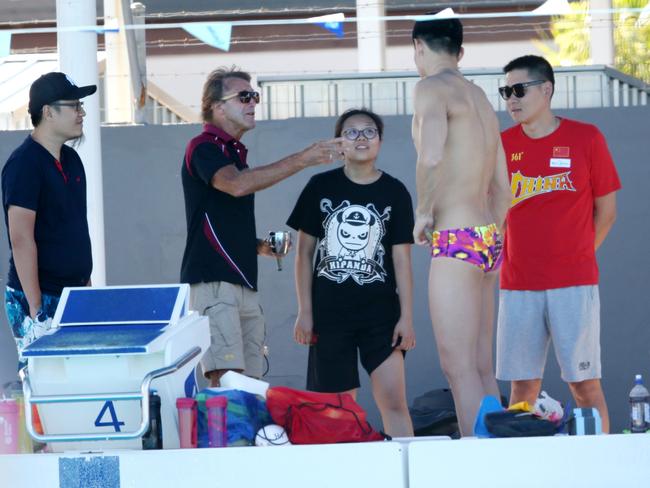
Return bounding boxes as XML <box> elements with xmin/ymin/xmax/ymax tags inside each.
<box><xmin>316</xmin><ymin>199</ymin><xmax>391</xmax><ymax>285</ymax></box>
<box><xmin>286</xmin><ymin>168</ymin><xmax>414</xmax><ymax>324</ymax></box>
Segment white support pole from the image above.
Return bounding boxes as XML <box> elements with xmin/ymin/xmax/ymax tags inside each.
<box><xmin>129</xmin><ymin>2</ymin><xmax>149</xmax><ymax>124</ymax></box>
<box><xmin>104</xmin><ymin>0</ymin><xmax>133</xmax><ymax>123</ymax></box>
<box><xmin>356</xmin><ymin>0</ymin><xmax>386</xmax><ymax>72</ymax></box>
<box><xmin>590</xmin><ymin>0</ymin><xmax>615</xmax><ymax>65</ymax></box>
<box><xmin>56</xmin><ymin>0</ymin><xmax>107</xmax><ymax>286</ymax></box>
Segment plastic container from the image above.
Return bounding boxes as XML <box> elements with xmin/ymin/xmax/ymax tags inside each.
<box><xmin>176</xmin><ymin>397</ymin><xmax>197</xmax><ymax>448</ymax></box>
<box><xmin>220</xmin><ymin>371</ymin><xmax>269</xmax><ymax>398</ymax></box>
<box><xmin>206</xmin><ymin>396</ymin><xmax>227</xmax><ymax>448</ymax></box>
<box><xmin>569</xmin><ymin>408</ymin><xmax>602</xmax><ymax>435</ymax></box>
<box><xmin>142</xmin><ymin>391</ymin><xmax>163</xmax><ymax>449</ymax></box>
<box><xmin>14</xmin><ymin>395</ymin><xmax>34</xmax><ymax>453</ymax></box>
<box><xmin>0</xmin><ymin>399</ymin><xmax>19</xmax><ymax>454</ymax></box>
<box><xmin>3</xmin><ymin>381</ymin><xmax>33</xmax><ymax>453</ymax></box>
<box><xmin>630</xmin><ymin>374</ymin><xmax>650</xmax><ymax>433</ymax></box>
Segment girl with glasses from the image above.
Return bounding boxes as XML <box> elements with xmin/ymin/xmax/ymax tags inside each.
<box><xmin>287</xmin><ymin>108</ymin><xmax>415</xmax><ymax>437</ymax></box>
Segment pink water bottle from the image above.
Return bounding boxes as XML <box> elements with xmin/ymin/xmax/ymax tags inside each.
<box><xmin>205</xmin><ymin>396</ymin><xmax>227</xmax><ymax>448</ymax></box>
<box><xmin>176</xmin><ymin>398</ymin><xmax>197</xmax><ymax>448</ymax></box>
<box><xmin>0</xmin><ymin>399</ymin><xmax>19</xmax><ymax>454</ymax></box>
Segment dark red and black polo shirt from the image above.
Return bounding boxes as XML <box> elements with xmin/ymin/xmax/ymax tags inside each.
<box><xmin>180</xmin><ymin>123</ymin><xmax>258</xmax><ymax>290</ymax></box>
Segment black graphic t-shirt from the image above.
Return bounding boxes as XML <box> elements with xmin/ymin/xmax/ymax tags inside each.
<box><xmin>287</xmin><ymin>167</ymin><xmax>414</xmax><ymax>327</ymax></box>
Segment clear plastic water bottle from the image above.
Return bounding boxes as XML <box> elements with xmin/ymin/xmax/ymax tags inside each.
<box><xmin>206</xmin><ymin>396</ymin><xmax>227</xmax><ymax>448</ymax></box>
<box><xmin>0</xmin><ymin>398</ymin><xmax>19</xmax><ymax>454</ymax></box>
<box><xmin>629</xmin><ymin>374</ymin><xmax>650</xmax><ymax>433</ymax></box>
<box><xmin>176</xmin><ymin>397</ymin><xmax>197</xmax><ymax>448</ymax></box>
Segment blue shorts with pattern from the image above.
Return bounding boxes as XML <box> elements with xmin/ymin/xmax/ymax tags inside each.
<box><xmin>5</xmin><ymin>287</ymin><xmax>59</xmax><ymax>367</ymax></box>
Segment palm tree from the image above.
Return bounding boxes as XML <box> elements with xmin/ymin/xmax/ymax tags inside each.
<box><xmin>534</xmin><ymin>0</ymin><xmax>650</xmax><ymax>82</ymax></box>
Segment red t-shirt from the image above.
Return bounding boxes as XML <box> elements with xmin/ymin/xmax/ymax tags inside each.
<box><xmin>500</xmin><ymin>118</ymin><xmax>621</xmax><ymax>290</ymax></box>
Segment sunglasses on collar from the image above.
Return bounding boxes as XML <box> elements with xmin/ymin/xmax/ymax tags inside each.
<box><xmin>220</xmin><ymin>90</ymin><xmax>260</xmax><ymax>104</ymax></box>
<box><xmin>498</xmin><ymin>80</ymin><xmax>546</xmax><ymax>100</ymax></box>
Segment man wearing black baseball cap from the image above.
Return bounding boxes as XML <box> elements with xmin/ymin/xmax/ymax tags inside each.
<box><xmin>28</xmin><ymin>72</ymin><xmax>97</xmax><ymax>120</ymax></box>
<box><xmin>1</xmin><ymin>71</ymin><xmax>96</xmax><ymax>366</ymax></box>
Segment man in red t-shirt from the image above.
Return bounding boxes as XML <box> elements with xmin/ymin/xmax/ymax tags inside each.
<box><xmin>496</xmin><ymin>55</ymin><xmax>621</xmax><ymax>432</ymax></box>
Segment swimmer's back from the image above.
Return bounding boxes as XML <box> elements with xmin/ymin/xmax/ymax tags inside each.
<box><xmin>415</xmin><ymin>71</ymin><xmax>501</xmax><ymax>228</ymax></box>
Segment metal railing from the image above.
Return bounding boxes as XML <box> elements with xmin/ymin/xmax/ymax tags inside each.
<box><xmin>3</xmin><ymin>64</ymin><xmax>647</xmax><ymax>129</ymax></box>
<box><xmin>0</xmin><ymin>62</ymin><xmax>195</xmax><ymax>130</ymax></box>
<box><xmin>146</xmin><ymin>80</ymin><xmax>197</xmax><ymax>125</ymax></box>
<box><xmin>0</xmin><ymin>88</ymin><xmax>192</xmax><ymax>130</ymax></box>
<box><xmin>257</xmin><ymin>65</ymin><xmax>650</xmax><ymax>120</ymax></box>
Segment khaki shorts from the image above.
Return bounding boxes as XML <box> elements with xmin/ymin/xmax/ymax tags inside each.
<box><xmin>190</xmin><ymin>281</ymin><xmax>265</xmax><ymax>379</ymax></box>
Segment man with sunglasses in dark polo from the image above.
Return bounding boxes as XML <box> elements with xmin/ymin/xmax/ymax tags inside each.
<box><xmin>496</xmin><ymin>55</ymin><xmax>621</xmax><ymax>432</ymax></box>
<box><xmin>181</xmin><ymin>67</ymin><xmax>343</xmax><ymax>387</ymax></box>
<box><xmin>2</xmin><ymin>72</ymin><xmax>95</xmax><ymax>366</ymax></box>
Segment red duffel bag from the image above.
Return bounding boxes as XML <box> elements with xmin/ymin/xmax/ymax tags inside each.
<box><xmin>266</xmin><ymin>386</ymin><xmax>386</xmax><ymax>444</ymax></box>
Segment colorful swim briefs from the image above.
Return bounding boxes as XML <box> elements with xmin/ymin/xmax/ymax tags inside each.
<box><xmin>430</xmin><ymin>223</ymin><xmax>503</xmax><ymax>273</ymax></box>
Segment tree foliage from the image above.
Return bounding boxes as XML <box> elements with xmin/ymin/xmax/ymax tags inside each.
<box><xmin>534</xmin><ymin>0</ymin><xmax>650</xmax><ymax>83</ymax></box>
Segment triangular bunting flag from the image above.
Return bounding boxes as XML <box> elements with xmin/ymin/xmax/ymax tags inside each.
<box><xmin>0</xmin><ymin>32</ymin><xmax>11</xmax><ymax>58</ymax></box>
<box><xmin>533</xmin><ymin>0</ymin><xmax>571</xmax><ymax>15</ymax></box>
<box><xmin>415</xmin><ymin>8</ymin><xmax>456</xmax><ymax>21</ymax></box>
<box><xmin>308</xmin><ymin>13</ymin><xmax>345</xmax><ymax>38</ymax></box>
<box><xmin>182</xmin><ymin>22</ymin><xmax>232</xmax><ymax>51</ymax></box>
<box><xmin>90</xmin><ymin>27</ymin><xmax>120</xmax><ymax>34</ymax></box>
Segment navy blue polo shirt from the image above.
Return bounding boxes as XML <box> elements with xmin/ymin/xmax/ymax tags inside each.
<box><xmin>2</xmin><ymin>135</ymin><xmax>93</xmax><ymax>295</ymax></box>
<box><xmin>180</xmin><ymin>124</ymin><xmax>258</xmax><ymax>290</ymax></box>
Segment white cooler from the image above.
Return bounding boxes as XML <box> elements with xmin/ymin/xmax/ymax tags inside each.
<box><xmin>20</xmin><ymin>284</ymin><xmax>209</xmax><ymax>452</ymax></box>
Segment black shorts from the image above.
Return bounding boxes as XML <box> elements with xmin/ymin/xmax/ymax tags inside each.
<box><xmin>306</xmin><ymin>320</ymin><xmax>403</xmax><ymax>393</ymax></box>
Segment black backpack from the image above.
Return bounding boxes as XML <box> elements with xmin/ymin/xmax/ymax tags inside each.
<box><xmin>484</xmin><ymin>410</ymin><xmax>557</xmax><ymax>437</ymax></box>
<box><xmin>409</xmin><ymin>389</ymin><xmax>459</xmax><ymax>438</ymax></box>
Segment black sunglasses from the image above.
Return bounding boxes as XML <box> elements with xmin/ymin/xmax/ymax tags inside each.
<box><xmin>342</xmin><ymin>127</ymin><xmax>379</xmax><ymax>141</ymax></box>
<box><xmin>220</xmin><ymin>90</ymin><xmax>260</xmax><ymax>104</ymax></box>
<box><xmin>50</xmin><ymin>101</ymin><xmax>85</xmax><ymax>112</ymax></box>
<box><xmin>498</xmin><ymin>80</ymin><xmax>546</xmax><ymax>100</ymax></box>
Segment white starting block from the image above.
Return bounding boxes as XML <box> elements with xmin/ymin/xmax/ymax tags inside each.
<box><xmin>20</xmin><ymin>284</ymin><xmax>209</xmax><ymax>452</ymax></box>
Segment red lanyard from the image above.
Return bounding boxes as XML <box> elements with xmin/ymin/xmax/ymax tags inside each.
<box><xmin>54</xmin><ymin>159</ymin><xmax>68</xmax><ymax>184</ymax></box>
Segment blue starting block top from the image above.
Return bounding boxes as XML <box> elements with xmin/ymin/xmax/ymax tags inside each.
<box><xmin>22</xmin><ymin>285</ymin><xmax>190</xmax><ymax>358</ymax></box>
<box><xmin>22</xmin><ymin>325</ymin><xmax>165</xmax><ymax>357</ymax></box>
<box><xmin>59</xmin><ymin>286</ymin><xmax>183</xmax><ymax>325</ymax></box>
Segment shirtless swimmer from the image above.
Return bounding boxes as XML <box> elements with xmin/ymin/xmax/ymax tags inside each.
<box><xmin>411</xmin><ymin>13</ymin><xmax>512</xmax><ymax>436</ymax></box>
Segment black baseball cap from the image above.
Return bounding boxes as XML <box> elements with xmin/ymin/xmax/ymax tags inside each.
<box><xmin>28</xmin><ymin>72</ymin><xmax>97</xmax><ymax>115</ymax></box>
